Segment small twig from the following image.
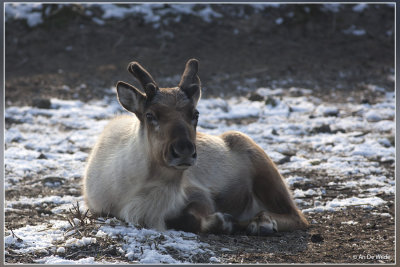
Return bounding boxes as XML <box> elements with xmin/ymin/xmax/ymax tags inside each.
<box><xmin>67</xmin><ymin>217</ymin><xmax>75</xmax><ymax>228</ymax></box>
<box><xmin>76</xmin><ymin>229</ymin><xmax>84</xmax><ymax>237</ymax></box>
<box><xmin>343</xmin><ymin>203</ymin><xmax>371</xmax><ymax>207</ymax></box>
<box><xmin>83</xmin><ymin>209</ymin><xmax>90</xmax><ymax>224</ymax></box>
<box><xmin>112</xmin><ymin>35</ymin><xmax>125</xmax><ymax>50</ymax></box>
<box><xmin>10</xmin><ymin>229</ymin><xmax>23</xmax><ymax>242</ymax></box>
<box><xmin>66</xmin><ymin>250</ymin><xmax>81</xmax><ymax>258</ymax></box>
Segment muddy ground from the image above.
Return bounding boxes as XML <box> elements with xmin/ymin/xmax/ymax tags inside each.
<box><xmin>4</xmin><ymin>3</ymin><xmax>395</xmax><ymax>264</ymax></box>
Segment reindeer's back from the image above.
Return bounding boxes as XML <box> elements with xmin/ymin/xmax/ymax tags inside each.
<box><xmin>189</xmin><ymin>131</ymin><xmax>253</xmax><ymax>193</ymax></box>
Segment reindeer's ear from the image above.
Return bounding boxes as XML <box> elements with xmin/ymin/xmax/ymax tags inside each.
<box><xmin>116</xmin><ymin>81</ymin><xmax>146</xmax><ymax>118</ymax></box>
<box><xmin>179</xmin><ymin>58</ymin><xmax>201</xmax><ymax>106</ymax></box>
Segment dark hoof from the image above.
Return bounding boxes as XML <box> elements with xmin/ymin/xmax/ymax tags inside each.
<box><xmin>259</xmin><ymin>225</ymin><xmax>276</xmax><ymax>236</ymax></box>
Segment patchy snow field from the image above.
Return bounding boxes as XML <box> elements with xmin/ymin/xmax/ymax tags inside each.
<box><xmin>5</xmin><ymin>3</ymin><xmax>270</xmax><ymax>27</ymax></box>
<box><xmin>4</xmin><ymin>84</ymin><xmax>395</xmax><ymax>263</ymax></box>
<box><xmin>6</xmin><ymin>2</ymin><xmax>389</xmax><ymax>38</ymax></box>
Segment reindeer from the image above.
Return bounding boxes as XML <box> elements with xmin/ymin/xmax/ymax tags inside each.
<box><xmin>83</xmin><ymin>59</ymin><xmax>309</xmax><ymax>235</ymax></box>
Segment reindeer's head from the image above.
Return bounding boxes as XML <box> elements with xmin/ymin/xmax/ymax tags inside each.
<box><xmin>116</xmin><ymin>59</ymin><xmax>201</xmax><ymax>170</ymax></box>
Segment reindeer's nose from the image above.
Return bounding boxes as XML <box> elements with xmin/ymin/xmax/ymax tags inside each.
<box><xmin>170</xmin><ymin>140</ymin><xmax>197</xmax><ymax>162</ymax></box>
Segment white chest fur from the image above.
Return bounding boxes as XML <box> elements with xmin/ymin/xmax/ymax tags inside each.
<box><xmin>119</xmin><ymin>178</ymin><xmax>186</xmax><ymax>230</ymax></box>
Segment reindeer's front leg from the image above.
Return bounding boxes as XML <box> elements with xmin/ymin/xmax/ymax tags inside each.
<box><xmin>165</xmin><ymin>189</ymin><xmax>235</xmax><ymax>234</ymax></box>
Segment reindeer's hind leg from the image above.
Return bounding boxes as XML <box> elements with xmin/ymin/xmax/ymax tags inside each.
<box><xmin>222</xmin><ymin>131</ymin><xmax>309</xmax><ymax>235</ymax></box>
<box><xmin>249</xmin><ymin>147</ymin><xmax>309</xmax><ymax>234</ymax></box>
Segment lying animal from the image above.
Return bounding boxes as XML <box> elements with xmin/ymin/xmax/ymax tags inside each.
<box><xmin>83</xmin><ymin>59</ymin><xmax>309</xmax><ymax>235</ymax></box>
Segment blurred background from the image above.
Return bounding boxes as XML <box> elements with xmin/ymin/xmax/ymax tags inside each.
<box><xmin>5</xmin><ymin>3</ymin><xmax>394</xmax><ymax>106</ymax></box>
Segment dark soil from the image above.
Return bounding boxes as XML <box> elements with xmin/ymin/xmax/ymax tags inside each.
<box><xmin>5</xmin><ymin>3</ymin><xmax>394</xmax><ymax>107</ymax></box>
<box><xmin>4</xmin><ymin>3</ymin><xmax>395</xmax><ymax>264</ymax></box>
<box><xmin>201</xmin><ymin>206</ymin><xmax>395</xmax><ymax>264</ymax></box>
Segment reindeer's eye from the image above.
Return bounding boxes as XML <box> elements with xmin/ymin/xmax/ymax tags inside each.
<box><xmin>193</xmin><ymin>110</ymin><xmax>199</xmax><ymax>121</ymax></box>
<box><xmin>146</xmin><ymin>113</ymin><xmax>156</xmax><ymax>122</ymax></box>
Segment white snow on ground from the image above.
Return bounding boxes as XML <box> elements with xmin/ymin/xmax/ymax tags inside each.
<box><xmin>5</xmin><ymin>195</ymin><xmax>214</xmax><ymax>263</ymax></box>
<box><xmin>96</xmin><ymin>222</ymin><xmax>212</xmax><ymax>264</ymax></box>
<box><xmin>5</xmin><ymin>3</ymin><xmax>381</xmax><ymax>29</ymax></box>
<box><xmin>6</xmin><ymin>195</ymin><xmax>82</xmax><ymax>208</ymax></box>
<box><xmin>5</xmin><ymin>3</ymin><xmax>43</xmax><ymax>27</ymax></box>
<box><xmin>352</xmin><ymin>4</ymin><xmax>368</xmax><ymax>13</ymax></box>
<box><xmin>5</xmin><ymin>83</ymin><xmax>394</xmax><ymax>263</ymax></box>
<box><xmin>4</xmin><ymin>3</ymin><xmax>240</xmax><ymax>28</ymax></box>
<box><xmin>321</xmin><ymin>4</ymin><xmax>341</xmax><ymax>13</ymax></box>
<box><xmin>302</xmin><ymin>196</ymin><xmax>387</xmax><ymax>213</ymax></box>
<box><xmin>95</xmin><ymin>3</ymin><xmax>224</xmax><ymax>25</ymax></box>
<box><xmin>343</xmin><ymin>25</ymin><xmax>366</xmax><ymax>36</ymax></box>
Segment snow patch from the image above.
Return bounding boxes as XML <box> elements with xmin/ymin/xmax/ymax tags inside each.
<box><xmin>352</xmin><ymin>4</ymin><xmax>368</xmax><ymax>12</ymax></box>
<box><xmin>5</xmin><ymin>3</ymin><xmax>43</xmax><ymax>27</ymax></box>
<box><xmin>343</xmin><ymin>25</ymin><xmax>366</xmax><ymax>36</ymax></box>
<box><xmin>303</xmin><ymin>196</ymin><xmax>387</xmax><ymax>213</ymax></box>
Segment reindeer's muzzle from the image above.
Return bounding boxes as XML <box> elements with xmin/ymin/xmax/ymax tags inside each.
<box><xmin>168</xmin><ymin>139</ymin><xmax>197</xmax><ymax>169</ymax></box>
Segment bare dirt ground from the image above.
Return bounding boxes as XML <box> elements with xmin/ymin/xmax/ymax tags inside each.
<box><xmin>4</xmin><ymin>3</ymin><xmax>395</xmax><ymax>264</ymax></box>
<box><xmin>5</xmin><ymin>4</ymin><xmax>394</xmax><ymax>105</ymax></box>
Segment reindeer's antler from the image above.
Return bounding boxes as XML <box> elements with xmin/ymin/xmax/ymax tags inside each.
<box><xmin>179</xmin><ymin>59</ymin><xmax>200</xmax><ymax>89</ymax></box>
<box><xmin>179</xmin><ymin>59</ymin><xmax>201</xmax><ymax>101</ymax></box>
<box><xmin>128</xmin><ymin>62</ymin><xmax>159</xmax><ymax>100</ymax></box>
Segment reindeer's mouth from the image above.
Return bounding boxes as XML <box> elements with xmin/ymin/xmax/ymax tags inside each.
<box><xmin>171</xmin><ymin>159</ymin><xmax>196</xmax><ymax>170</ymax></box>
<box><xmin>174</xmin><ymin>163</ymin><xmax>193</xmax><ymax>170</ymax></box>
<box><xmin>167</xmin><ymin>157</ymin><xmax>196</xmax><ymax>170</ymax></box>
